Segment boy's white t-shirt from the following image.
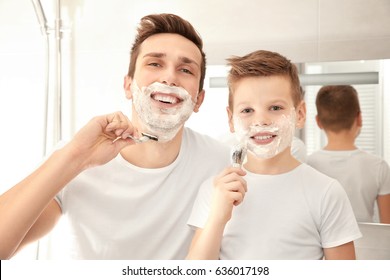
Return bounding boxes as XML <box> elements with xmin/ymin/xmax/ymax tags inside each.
<box><xmin>307</xmin><ymin>149</ymin><xmax>390</xmax><ymax>222</ymax></box>
<box><xmin>188</xmin><ymin>164</ymin><xmax>362</xmax><ymax>260</ymax></box>
<box><xmin>55</xmin><ymin>127</ymin><xmax>231</xmax><ymax>259</ymax></box>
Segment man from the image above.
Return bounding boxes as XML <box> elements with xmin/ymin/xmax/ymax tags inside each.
<box><xmin>0</xmin><ymin>13</ymin><xmax>230</xmax><ymax>259</ymax></box>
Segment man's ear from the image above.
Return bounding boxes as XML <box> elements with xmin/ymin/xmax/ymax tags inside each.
<box><xmin>124</xmin><ymin>75</ymin><xmax>133</xmax><ymax>100</ymax></box>
<box><xmin>227</xmin><ymin>106</ymin><xmax>235</xmax><ymax>133</ymax></box>
<box><xmin>295</xmin><ymin>100</ymin><xmax>307</xmax><ymax>129</ymax></box>
<box><xmin>193</xmin><ymin>90</ymin><xmax>205</xmax><ymax>113</ymax></box>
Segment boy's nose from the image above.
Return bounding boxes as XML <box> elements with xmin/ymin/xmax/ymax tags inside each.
<box><xmin>254</xmin><ymin>112</ymin><xmax>273</xmax><ymax>126</ymax></box>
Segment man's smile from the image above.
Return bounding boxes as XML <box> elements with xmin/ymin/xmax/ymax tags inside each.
<box><xmin>151</xmin><ymin>92</ymin><xmax>183</xmax><ymax>105</ymax></box>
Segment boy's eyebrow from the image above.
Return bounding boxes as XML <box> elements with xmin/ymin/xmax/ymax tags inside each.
<box><xmin>143</xmin><ymin>52</ymin><xmax>200</xmax><ymax>69</ymax></box>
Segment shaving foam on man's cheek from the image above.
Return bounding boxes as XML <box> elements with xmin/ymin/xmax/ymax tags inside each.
<box><xmin>131</xmin><ymin>80</ymin><xmax>196</xmax><ymax>142</ymax></box>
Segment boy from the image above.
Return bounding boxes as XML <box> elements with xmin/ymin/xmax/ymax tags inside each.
<box><xmin>0</xmin><ymin>13</ymin><xmax>230</xmax><ymax>259</ymax></box>
<box><xmin>307</xmin><ymin>85</ymin><xmax>390</xmax><ymax>224</ymax></box>
<box><xmin>186</xmin><ymin>50</ymin><xmax>361</xmax><ymax>260</ymax></box>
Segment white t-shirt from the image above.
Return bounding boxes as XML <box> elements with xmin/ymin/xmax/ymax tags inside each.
<box><xmin>188</xmin><ymin>164</ymin><xmax>361</xmax><ymax>260</ymax></box>
<box><xmin>307</xmin><ymin>149</ymin><xmax>390</xmax><ymax>222</ymax></box>
<box><xmin>55</xmin><ymin>127</ymin><xmax>231</xmax><ymax>259</ymax></box>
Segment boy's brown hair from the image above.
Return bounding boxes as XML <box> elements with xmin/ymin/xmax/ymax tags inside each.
<box><xmin>127</xmin><ymin>13</ymin><xmax>206</xmax><ymax>92</ymax></box>
<box><xmin>316</xmin><ymin>85</ymin><xmax>361</xmax><ymax>132</ymax></box>
<box><xmin>227</xmin><ymin>50</ymin><xmax>302</xmax><ymax>109</ymax></box>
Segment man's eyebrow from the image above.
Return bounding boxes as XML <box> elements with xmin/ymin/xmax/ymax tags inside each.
<box><xmin>142</xmin><ymin>52</ymin><xmax>200</xmax><ymax>68</ymax></box>
<box><xmin>179</xmin><ymin>56</ymin><xmax>200</xmax><ymax>68</ymax></box>
<box><xmin>143</xmin><ymin>52</ymin><xmax>166</xmax><ymax>58</ymax></box>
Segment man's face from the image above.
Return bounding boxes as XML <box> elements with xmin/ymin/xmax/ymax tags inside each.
<box><xmin>227</xmin><ymin>75</ymin><xmax>300</xmax><ymax>159</ymax></box>
<box><xmin>125</xmin><ymin>33</ymin><xmax>205</xmax><ymax>141</ymax></box>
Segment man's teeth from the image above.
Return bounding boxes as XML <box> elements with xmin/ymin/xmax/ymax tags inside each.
<box><xmin>153</xmin><ymin>94</ymin><xmax>180</xmax><ymax>104</ymax></box>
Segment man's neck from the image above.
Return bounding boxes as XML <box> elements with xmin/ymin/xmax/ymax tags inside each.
<box><xmin>120</xmin><ymin>128</ymin><xmax>184</xmax><ymax>168</ymax></box>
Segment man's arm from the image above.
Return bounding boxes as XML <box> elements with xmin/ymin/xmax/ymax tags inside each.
<box><xmin>0</xmin><ymin>112</ymin><xmax>134</xmax><ymax>259</ymax></box>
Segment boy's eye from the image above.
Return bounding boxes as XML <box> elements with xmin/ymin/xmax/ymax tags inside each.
<box><xmin>270</xmin><ymin>105</ymin><xmax>282</xmax><ymax>111</ymax></box>
<box><xmin>241</xmin><ymin>108</ymin><xmax>253</xmax><ymax>114</ymax></box>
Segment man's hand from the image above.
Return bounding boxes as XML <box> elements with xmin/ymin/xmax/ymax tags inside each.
<box><xmin>64</xmin><ymin>111</ymin><xmax>136</xmax><ymax>170</ymax></box>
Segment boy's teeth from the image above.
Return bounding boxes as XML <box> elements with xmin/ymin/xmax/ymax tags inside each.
<box><xmin>254</xmin><ymin>135</ymin><xmax>273</xmax><ymax>140</ymax></box>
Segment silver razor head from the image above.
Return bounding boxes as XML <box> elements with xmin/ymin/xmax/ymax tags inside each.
<box><xmin>231</xmin><ymin>144</ymin><xmax>247</xmax><ymax>168</ymax></box>
<box><xmin>128</xmin><ymin>132</ymin><xmax>159</xmax><ymax>143</ymax></box>
<box><xmin>141</xmin><ymin>132</ymin><xmax>158</xmax><ymax>142</ymax></box>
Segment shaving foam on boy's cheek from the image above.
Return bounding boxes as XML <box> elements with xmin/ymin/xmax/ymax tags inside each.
<box><xmin>233</xmin><ymin>109</ymin><xmax>296</xmax><ymax>159</ymax></box>
<box><xmin>131</xmin><ymin>80</ymin><xmax>196</xmax><ymax>142</ymax></box>
<box><xmin>232</xmin><ymin>116</ymin><xmax>250</xmax><ymax>144</ymax></box>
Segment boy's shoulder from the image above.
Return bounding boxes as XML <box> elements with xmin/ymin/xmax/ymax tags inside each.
<box><xmin>296</xmin><ymin>163</ymin><xmax>340</xmax><ymax>186</ymax></box>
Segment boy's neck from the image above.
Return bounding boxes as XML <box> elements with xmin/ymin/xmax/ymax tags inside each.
<box><xmin>244</xmin><ymin>148</ymin><xmax>301</xmax><ymax>175</ymax></box>
<box><xmin>324</xmin><ymin>130</ymin><xmax>358</xmax><ymax>151</ymax></box>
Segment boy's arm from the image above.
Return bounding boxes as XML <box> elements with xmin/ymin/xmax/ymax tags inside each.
<box><xmin>0</xmin><ymin>112</ymin><xmax>134</xmax><ymax>259</ymax></box>
<box><xmin>186</xmin><ymin>167</ymin><xmax>247</xmax><ymax>260</ymax></box>
<box><xmin>186</xmin><ymin>224</ymin><xmax>225</xmax><ymax>260</ymax></box>
<box><xmin>377</xmin><ymin>194</ymin><xmax>390</xmax><ymax>224</ymax></box>
<box><xmin>323</xmin><ymin>241</ymin><xmax>356</xmax><ymax>260</ymax></box>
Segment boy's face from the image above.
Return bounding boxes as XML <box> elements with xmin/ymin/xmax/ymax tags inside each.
<box><xmin>124</xmin><ymin>33</ymin><xmax>205</xmax><ymax>141</ymax></box>
<box><xmin>227</xmin><ymin>75</ymin><xmax>305</xmax><ymax>159</ymax></box>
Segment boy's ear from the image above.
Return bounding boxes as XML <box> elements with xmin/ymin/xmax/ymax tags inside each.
<box><xmin>295</xmin><ymin>100</ymin><xmax>307</xmax><ymax>129</ymax></box>
<box><xmin>124</xmin><ymin>75</ymin><xmax>133</xmax><ymax>100</ymax></box>
<box><xmin>357</xmin><ymin>111</ymin><xmax>363</xmax><ymax>128</ymax></box>
<box><xmin>193</xmin><ymin>90</ymin><xmax>205</xmax><ymax>113</ymax></box>
<box><xmin>315</xmin><ymin>115</ymin><xmax>324</xmax><ymax>129</ymax></box>
<box><xmin>226</xmin><ymin>106</ymin><xmax>235</xmax><ymax>133</ymax></box>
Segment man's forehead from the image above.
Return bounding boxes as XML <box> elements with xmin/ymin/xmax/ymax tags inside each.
<box><xmin>139</xmin><ymin>33</ymin><xmax>202</xmax><ymax>63</ymax></box>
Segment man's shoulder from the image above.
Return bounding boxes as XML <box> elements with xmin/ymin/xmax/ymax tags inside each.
<box><xmin>184</xmin><ymin>127</ymin><xmax>230</xmax><ymax>154</ymax></box>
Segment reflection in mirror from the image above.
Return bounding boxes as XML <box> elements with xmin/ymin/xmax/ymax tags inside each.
<box><xmin>301</xmin><ymin>60</ymin><xmax>389</xmax><ymax>162</ymax></box>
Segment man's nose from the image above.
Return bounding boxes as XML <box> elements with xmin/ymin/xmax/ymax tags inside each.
<box><xmin>160</xmin><ymin>67</ymin><xmax>178</xmax><ymax>87</ymax></box>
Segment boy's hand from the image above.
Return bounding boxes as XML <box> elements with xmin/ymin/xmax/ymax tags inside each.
<box><xmin>210</xmin><ymin>167</ymin><xmax>247</xmax><ymax>225</ymax></box>
<box><xmin>63</xmin><ymin>111</ymin><xmax>136</xmax><ymax>170</ymax></box>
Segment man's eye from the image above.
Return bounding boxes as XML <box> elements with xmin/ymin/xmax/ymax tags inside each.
<box><xmin>148</xmin><ymin>62</ymin><xmax>160</xmax><ymax>67</ymax></box>
<box><xmin>181</xmin><ymin>68</ymin><xmax>193</xmax><ymax>75</ymax></box>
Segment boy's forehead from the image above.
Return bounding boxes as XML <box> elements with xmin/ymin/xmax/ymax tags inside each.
<box><xmin>232</xmin><ymin>76</ymin><xmax>295</xmax><ymax>103</ymax></box>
